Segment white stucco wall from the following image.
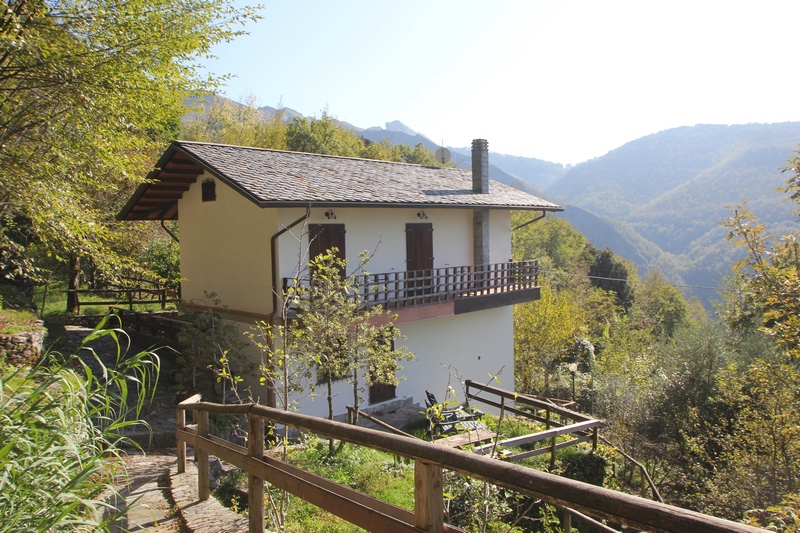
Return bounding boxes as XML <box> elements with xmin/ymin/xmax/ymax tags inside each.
<box><xmin>275</xmin><ymin>207</ymin><xmax>476</xmax><ymax>281</ymax></box>
<box><xmin>244</xmin><ymin>306</ymin><xmax>514</xmax><ymax>419</ymax></box>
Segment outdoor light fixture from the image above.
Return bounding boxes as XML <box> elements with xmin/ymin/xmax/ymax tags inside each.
<box><xmin>417</xmin><ymin>210</ymin><xmax>428</xmax><ymax>219</ymax></box>
<box><xmin>568</xmin><ymin>363</ymin><xmax>578</xmax><ymax>402</ymax></box>
<box><xmin>325</xmin><ymin>209</ymin><xmax>336</xmax><ymax>220</ymax></box>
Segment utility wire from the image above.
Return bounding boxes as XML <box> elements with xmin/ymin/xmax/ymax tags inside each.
<box><xmin>538</xmin><ymin>268</ymin><xmax>726</xmax><ymax>292</ymax></box>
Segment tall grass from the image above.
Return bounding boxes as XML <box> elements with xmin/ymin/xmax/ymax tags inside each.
<box><xmin>0</xmin><ymin>314</ymin><xmax>160</xmax><ymax>532</ymax></box>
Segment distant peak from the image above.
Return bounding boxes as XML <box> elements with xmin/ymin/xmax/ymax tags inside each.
<box><xmin>385</xmin><ymin>120</ymin><xmax>417</xmax><ymax>136</ymax></box>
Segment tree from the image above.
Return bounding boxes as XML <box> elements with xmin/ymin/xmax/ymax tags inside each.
<box><xmin>290</xmin><ymin>250</ymin><xmax>413</xmax><ymax>432</ymax></box>
<box><xmin>723</xmin><ymin>147</ymin><xmax>800</xmax><ymax>360</ymax></box>
<box><xmin>514</xmin><ymin>281</ymin><xmax>585</xmax><ymax>396</ymax></box>
<box><xmin>0</xmin><ymin>0</ymin><xmax>261</xmax><ymax>289</ymax></box>
<box><xmin>589</xmin><ymin>248</ymin><xmax>636</xmax><ymax>311</ymax></box>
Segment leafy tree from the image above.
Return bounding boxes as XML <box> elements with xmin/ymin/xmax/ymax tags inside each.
<box><xmin>637</xmin><ymin>270</ymin><xmax>692</xmax><ymax>338</ymax></box>
<box><xmin>723</xmin><ymin>148</ymin><xmax>800</xmax><ymax>359</ymax></box>
<box><xmin>514</xmin><ymin>282</ymin><xmax>585</xmax><ymax>396</ymax></box>
<box><xmin>588</xmin><ymin>248</ymin><xmax>636</xmax><ymax>311</ymax></box>
<box><xmin>183</xmin><ymin>94</ymin><xmax>288</xmax><ymax>149</ymax></box>
<box><xmin>289</xmin><ymin>249</ymin><xmax>413</xmax><ymax>435</ymax></box>
<box><xmin>285</xmin><ymin>113</ymin><xmax>364</xmax><ymax>157</ymax></box>
<box><xmin>0</xmin><ymin>0</ymin><xmax>260</xmax><ymax>290</ymax></box>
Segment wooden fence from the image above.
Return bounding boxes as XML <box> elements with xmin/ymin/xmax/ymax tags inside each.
<box><xmin>66</xmin><ymin>283</ymin><xmax>177</xmax><ymax>314</ymax></box>
<box><xmin>175</xmin><ymin>395</ymin><xmax>765</xmax><ymax>533</ymax></box>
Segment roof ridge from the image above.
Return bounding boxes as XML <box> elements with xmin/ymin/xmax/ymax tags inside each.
<box><xmin>173</xmin><ymin>140</ymin><xmax>458</xmax><ymax>169</ymax></box>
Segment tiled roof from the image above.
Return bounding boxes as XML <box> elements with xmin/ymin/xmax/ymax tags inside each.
<box><xmin>118</xmin><ymin>141</ymin><xmax>562</xmax><ymax>220</ymax></box>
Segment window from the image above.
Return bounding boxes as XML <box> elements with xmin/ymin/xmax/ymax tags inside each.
<box><xmin>201</xmin><ymin>179</ymin><xmax>216</xmax><ymax>202</ymax></box>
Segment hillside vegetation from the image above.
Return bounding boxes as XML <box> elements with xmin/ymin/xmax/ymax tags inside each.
<box><xmin>512</xmin><ymin>154</ymin><xmax>800</xmax><ymax>528</ymax></box>
<box><xmin>545</xmin><ymin>123</ymin><xmax>800</xmax><ymax>300</ymax></box>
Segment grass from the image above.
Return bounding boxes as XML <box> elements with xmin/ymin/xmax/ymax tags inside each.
<box><xmin>0</xmin><ymin>308</ymin><xmax>42</xmax><ymax>335</ymax></box>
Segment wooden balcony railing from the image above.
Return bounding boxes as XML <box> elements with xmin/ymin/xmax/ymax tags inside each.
<box><xmin>175</xmin><ymin>395</ymin><xmax>765</xmax><ymax>533</ymax></box>
<box><xmin>283</xmin><ymin>260</ymin><xmax>539</xmax><ymax>311</ymax></box>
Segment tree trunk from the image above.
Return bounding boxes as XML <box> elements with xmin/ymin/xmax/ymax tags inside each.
<box><xmin>66</xmin><ymin>254</ymin><xmax>80</xmax><ymax>313</ymax></box>
<box><xmin>352</xmin><ymin>369</ymin><xmax>360</xmax><ymax>425</ymax></box>
<box><xmin>327</xmin><ymin>374</ymin><xmax>335</xmax><ymax>454</ymax></box>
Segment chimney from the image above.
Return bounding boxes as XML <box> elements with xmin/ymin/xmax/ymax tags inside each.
<box><xmin>472</xmin><ymin>139</ymin><xmax>490</xmax><ymax>267</ymax></box>
<box><xmin>472</xmin><ymin>139</ymin><xmax>489</xmax><ymax>194</ymax></box>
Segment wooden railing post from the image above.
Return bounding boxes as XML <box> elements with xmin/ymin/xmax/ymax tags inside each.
<box><xmin>414</xmin><ymin>461</ymin><xmax>444</xmax><ymax>533</ymax></box>
<box><xmin>177</xmin><ymin>407</ymin><xmax>186</xmax><ymax>474</ymax></box>
<box><xmin>248</xmin><ymin>412</ymin><xmax>265</xmax><ymax>533</ymax></box>
<box><xmin>197</xmin><ymin>409</ymin><xmax>210</xmax><ymax>501</ymax></box>
<box><xmin>563</xmin><ymin>508</ymin><xmax>572</xmax><ymax>533</ymax></box>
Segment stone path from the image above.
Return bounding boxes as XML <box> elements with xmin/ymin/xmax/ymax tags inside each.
<box><xmin>104</xmin><ymin>452</ymin><xmax>249</xmax><ymax>533</ymax></box>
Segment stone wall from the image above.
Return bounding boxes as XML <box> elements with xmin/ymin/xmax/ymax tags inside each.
<box><xmin>0</xmin><ymin>322</ymin><xmax>46</xmax><ymax>366</ymax></box>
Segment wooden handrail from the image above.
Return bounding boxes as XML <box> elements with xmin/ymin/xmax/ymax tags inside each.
<box><xmin>283</xmin><ymin>260</ymin><xmax>539</xmax><ymax>312</ymax></box>
<box><xmin>176</xmin><ymin>398</ymin><xmax>765</xmax><ymax>533</ymax></box>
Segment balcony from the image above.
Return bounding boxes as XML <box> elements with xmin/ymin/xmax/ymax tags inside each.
<box><xmin>283</xmin><ymin>260</ymin><xmax>540</xmax><ymax>315</ymax></box>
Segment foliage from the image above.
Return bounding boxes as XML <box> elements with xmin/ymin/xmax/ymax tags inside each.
<box><xmin>140</xmin><ymin>227</ymin><xmax>181</xmax><ymax>288</ymax></box>
<box><xmin>0</xmin><ymin>313</ymin><xmax>159</xmax><ymax>531</ymax></box>
<box><xmin>674</xmin><ymin>358</ymin><xmax>800</xmax><ymax>520</ymax></box>
<box><xmin>182</xmin><ymin>94</ymin><xmax>288</xmax><ymax>149</ymax></box>
<box><xmin>557</xmin><ymin>450</ymin><xmax>607</xmax><ymax>486</ymax></box>
<box><xmin>287</xmin><ymin>249</ymin><xmax>414</xmax><ymax>428</ymax></box>
<box><xmin>0</xmin><ymin>0</ymin><xmax>261</xmax><ymax>286</ymax></box>
<box><xmin>514</xmin><ymin>282</ymin><xmax>585</xmax><ymax>396</ymax></box>
<box><xmin>183</xmin><ymin>97</ymin><xmax>443</xmax><ymax>165</ymax></box>
<box><xmin>589</xmin><ymin>248</ymin><xmax>636</xmax><ymax>311</ymax></box>
<box><xmin>723</xmin><ymin>149</ymin><xmax>800</xmax><ymax>360</ymax></box>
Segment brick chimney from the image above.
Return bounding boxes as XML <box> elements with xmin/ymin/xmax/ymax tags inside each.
<box><xmin>472</xmin><ymin>139</ymin><xmax>490</xmax><ymax>267</ymax></box>
<box><xmin>471</xmin><ymin>139</ymin><xmax>489</xmax><ymax>193</ymax></box>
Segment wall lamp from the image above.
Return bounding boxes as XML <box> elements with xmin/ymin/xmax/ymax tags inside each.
<box><xmin>325</xmin><ymin>209</ymin><xmax>337</xmax><ymax>220</ymax></box>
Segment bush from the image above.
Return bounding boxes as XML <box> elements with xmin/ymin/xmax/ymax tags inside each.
<box><xmin>0</xmin><ymin>314</ymin><xmax>159</xmax><ymax>531</ymax></box>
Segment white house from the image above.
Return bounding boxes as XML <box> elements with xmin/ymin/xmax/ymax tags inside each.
<box><xmin>119</xmin><ymin>139</ymin><xmax>562</xmax><ymax>418</ymax></box>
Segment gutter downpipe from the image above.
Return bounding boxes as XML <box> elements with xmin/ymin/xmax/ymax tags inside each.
<box><xmin>270</xmin><ymin>206</ymin><xmax>312</xmax><ymax>319</ymax></box>
<box><xmin>266</xmin><ymin>206</ymin><xmax>311</xmax><ymax>407</ymax></box>
<box><xmin>512</xmin><ymin>210</ymin><xmax>546</xmax><ymax>232</ymax></box>
<box><xmin>160</xmin><ymin>220</ymin><xmax>180</xmax><ymax>243</ymax></box>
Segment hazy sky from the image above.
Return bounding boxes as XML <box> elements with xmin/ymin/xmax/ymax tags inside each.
<box><xmin>205</xmin><ymin>1</ymin><xmax>800</xmax><ymax>165</ymax></box>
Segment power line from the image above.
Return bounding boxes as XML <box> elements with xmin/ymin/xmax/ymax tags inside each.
<box><xmin>538</xmin><ymin>268</ymin><xmax>725</xmax><ymax>292</ymax></box>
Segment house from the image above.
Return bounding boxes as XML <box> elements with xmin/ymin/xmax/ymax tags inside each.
<box><xmin>118</xmin><ymin>139</ymin><xmax>563</xmax><ymax>418</ymax></box>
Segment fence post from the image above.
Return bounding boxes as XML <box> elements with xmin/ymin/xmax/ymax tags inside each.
<box><xmin>563</xmin><ymin>508</ymin><xmax>572</xmax><ymax>533</ymax></box>
<box><xmin>177</xmin><ymin>407</ymin><xmax>186</xmax><ymax>474</ymax></box>
<box><xmin>197</xmin><ymin>410</ymin><xmax>210</xmax><ymax>501</ymax></box>
<box><xmin>415</xmin><ymin>461</ymin><xmax>444</xmax><ymax>533</ymax></box>
<box><xmin>248</xmin><ymin>412</ymin><xmax>265</xmax><ymax>533</ymax></box>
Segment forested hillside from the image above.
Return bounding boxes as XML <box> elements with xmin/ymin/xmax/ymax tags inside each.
<box><xmin>543</xmin><ymin>123</ymin><xmax>800</xmax><ymax>302</ymax></box>
<box><xmin>512</xmin><ymin>151</ymin><xmax>800</xmax><ymax>527</ymax></box>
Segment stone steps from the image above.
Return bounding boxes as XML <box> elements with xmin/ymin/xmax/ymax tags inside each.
<box><xmin>106</xmin><ymin>453</ymin><xmax>248</xmax><ymax>533</ymax></box>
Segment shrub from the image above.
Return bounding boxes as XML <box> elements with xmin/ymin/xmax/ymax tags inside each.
<box><xmin>0</xmin><ymin>314</ymin><xmax>159</xmax><ymax>531</ymax></box>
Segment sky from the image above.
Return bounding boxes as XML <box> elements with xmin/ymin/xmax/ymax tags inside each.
<box><xmin>204</xmin><ymin>1</ymin><xmax>800</xmax><ymax>166</ymax></box>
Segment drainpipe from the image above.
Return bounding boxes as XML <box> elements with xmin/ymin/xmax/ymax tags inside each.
<box><xmin>270</xmin><ymin>206</ymin><xmax>311</xmax><ymax>321</ymax></box>
<box><xmin>160</xmin><ymin>220</ymin><xmax>180</xmax><ymax>243</ymax></box>
<box><xmin>266</xmin><ymin>206</ymin><xmax>311</xmax><ymax>409</ymax></box>
<box><xmin>511</xmin><ymin>210</ymin><xmax>546</xmax><ymax>232</ymax></box>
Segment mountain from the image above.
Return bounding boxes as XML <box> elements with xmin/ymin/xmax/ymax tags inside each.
<box><xmin>200</xmin><ymin>98</ymin><xmax>800</xmax><ymax>305</ymax></box>
<box><xmin>546</xmin><ymin>122</ymin><xmax>800</xmax><ymax>303</ymax></box>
